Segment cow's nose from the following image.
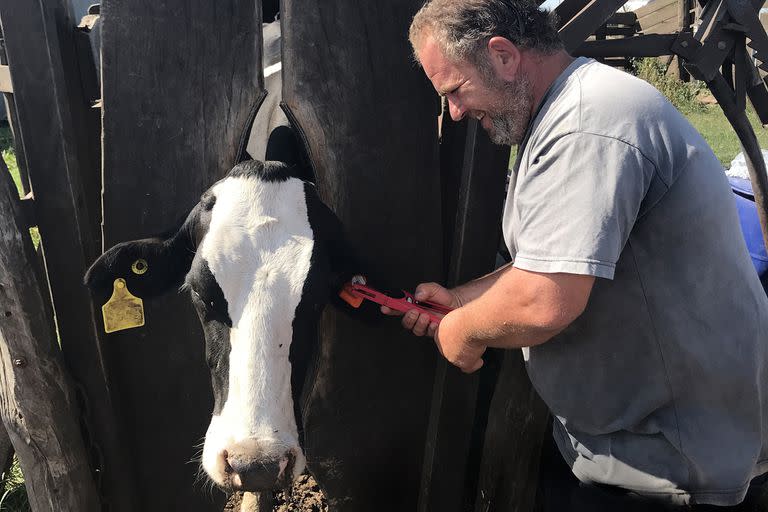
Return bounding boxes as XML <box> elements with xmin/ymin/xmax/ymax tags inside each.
<box><xmin>224</xmin><ymin>440</ymin><xmax>296</xmax><ymax>491</ymax></box>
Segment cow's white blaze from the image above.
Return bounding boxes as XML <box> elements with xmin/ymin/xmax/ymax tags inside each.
<box><xmin>199</xmin><ymin>175</ymin><xmax>313</xmax><ymax>485</ymax></box>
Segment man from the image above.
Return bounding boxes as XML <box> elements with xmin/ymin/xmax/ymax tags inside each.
<box><xmin>388</xmin><ymin>0</ymin><xmax>768</xmax><ymax>507</ymax></box>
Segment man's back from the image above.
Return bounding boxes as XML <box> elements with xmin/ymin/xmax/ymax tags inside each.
<box><xmin>503</xmin><ymin>57</ymin><xmax>768</xmax><ymax>505</ymax></box>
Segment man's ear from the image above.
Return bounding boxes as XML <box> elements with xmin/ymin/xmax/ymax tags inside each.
<box><xmin>84</xmin><ymin>232</ymin><xmax>195</xmax><ymax>299</ymax></box>
<box><xmin>487</xmin><ymin>36</ymin><xmax>522</xmax><ymax>81</ymax></box>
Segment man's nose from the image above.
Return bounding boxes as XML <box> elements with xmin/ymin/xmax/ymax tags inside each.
<box><xmin>448</xmin><ymin>99</ymin><xmax>466</xmax><ymax>121</ymax></box>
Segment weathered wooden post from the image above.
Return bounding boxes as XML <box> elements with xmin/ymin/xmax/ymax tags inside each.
<box><xmin>418</xmin><ymin>116</ymin><xmax>511</xmax><ymax>512</ymax></box>
<box><xmin>97</xmin><ymin>1</ymin><xmax>264</xmax><ymax>509</ymax></box>
<box><xmin>282</xmin><ymin>2</ymin><xmax>444</xmax><ymax>509</ymax></box>
<box><xmin>0</xmin><ymin>157</ymin><xmax>100</xmax><ymax>511</ymax></box>
<box><xmin>0</xmin><ymin>0</ymin><xmax>137</xmax><ymax>508</ymax></box>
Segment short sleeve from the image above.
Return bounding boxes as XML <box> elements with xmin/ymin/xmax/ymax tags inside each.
<box><xmin>511</xmin><ymin>132</ymin><xmax>656</xmax><ymax>279</ymax></box>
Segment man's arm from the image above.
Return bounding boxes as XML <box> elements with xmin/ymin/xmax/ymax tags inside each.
<box><xmin>392</xmin><ymin>266</ymin><xmax>594</xmax><ymax>372</ymax></box>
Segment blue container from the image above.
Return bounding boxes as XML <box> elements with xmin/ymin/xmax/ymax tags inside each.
<box><xmin>729</xmin><ymin>176</ymin><xmax>768</xmax><ymax>294</ymax></box>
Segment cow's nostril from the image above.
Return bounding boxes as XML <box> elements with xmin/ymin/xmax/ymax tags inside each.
<box><xmin>222</xmin><ymin>450</ymin><xmax>234</xmax><ymax>474</ymax></box>
<box><xmin>224</xmin><ymin>451</ymin><xmax>295</xmax><ymax>491</ymax></box>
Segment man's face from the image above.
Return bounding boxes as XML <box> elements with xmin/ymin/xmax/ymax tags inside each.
<box><xmin>418</xmin><ymin>35</ymin><xmax>533</xmax><ymax>145</ymax></box>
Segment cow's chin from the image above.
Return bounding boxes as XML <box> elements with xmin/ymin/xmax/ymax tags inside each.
<box><xmin>201</xmin><ymin>415</ymin><xmax>307</xmax><ymax>492</ymax></box>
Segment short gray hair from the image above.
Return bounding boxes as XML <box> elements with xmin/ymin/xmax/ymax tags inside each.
<box><xmin>409</xmin><ymin>0</ymin><xmax>562</xmax><ymax>71</ymax></box>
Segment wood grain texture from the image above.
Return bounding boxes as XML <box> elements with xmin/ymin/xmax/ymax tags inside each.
<box><xmin>282</xmin><ymin>2</ymin><xmax>443</xmax><ymax>509</ymax></box>
<box><xmin>0</xmin><ymin>1</ymin><xmax>136</xmax><ymax>508</ymax></box>
<box><xmin>0</xmin><ymin>156</ymin><xmax>100</xmax><ymax>512</ymax></box>
<box><xmin>474</xmin><ymin>350</ymin><xmax>549</xmax><ymax>512</ymax></box>
<box><xmin>419</xmin><ymin>118</ymin><xmax>510</xmax><ymax>512</ymax></box>
<box><xmin>99</xmin><ymin>1</ymin><xmax>264</xmax><ymax>509</ymax></box>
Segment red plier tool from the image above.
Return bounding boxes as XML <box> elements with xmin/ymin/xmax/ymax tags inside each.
<box><xmin>340</xmin><ymin>275</ymin><xmax>454</xmax><ymax>324</ymax></box>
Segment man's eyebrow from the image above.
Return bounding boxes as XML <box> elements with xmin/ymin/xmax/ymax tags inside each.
<box><xmin>438</xmin><ymin>79</ymin><xmax>465</xmax><ymax>97</ymax></box>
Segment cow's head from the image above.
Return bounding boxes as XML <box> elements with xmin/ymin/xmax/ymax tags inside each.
<box><xmin>85</xmin><ymin>160</ymin><xmax>349</xmax><ymax>491</ymax></box>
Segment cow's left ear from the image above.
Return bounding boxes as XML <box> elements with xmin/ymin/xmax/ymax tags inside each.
<box><xmin>84</xmin><ymin>232</ymin><xmax>195</xmax><ymax>299</ymax></box>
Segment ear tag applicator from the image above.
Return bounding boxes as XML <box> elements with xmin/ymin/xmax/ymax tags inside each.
<box><xmin>102</xmin><ymin>278</ymin><xmax>145</xmax><ymax>333</ymax></box>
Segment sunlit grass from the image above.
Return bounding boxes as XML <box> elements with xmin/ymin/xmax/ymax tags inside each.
<box><xmin>0</xmin><ymin>458</ymin><xmax>28</xmax><ymax>512</ymax></box>
<box><xmin>0</xmin><ymin>125</ymin><xmax>39</xmax><ymax>247</ymax></box>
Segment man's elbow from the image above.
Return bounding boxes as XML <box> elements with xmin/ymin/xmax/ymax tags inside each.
<box><xmin>525</xmin><ymin>292</ymin><xmax>591</xmax><ymax>346</ymax></box>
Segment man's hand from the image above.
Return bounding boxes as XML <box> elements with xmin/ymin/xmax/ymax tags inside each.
<box><xmin>433</xmin><ymin>310</ymin><xmax>485</xmax><ymax>373</ymax></box>
<box><xmin>380</xmin><ymin>282</ymin><xmax>462</xmax><ymax>337</ymax></box>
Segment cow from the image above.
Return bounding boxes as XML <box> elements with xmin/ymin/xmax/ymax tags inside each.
<box><xmin>85</xmin><ymin>158</ymin><xmax>352</xmax><ymax>492</ymax></box>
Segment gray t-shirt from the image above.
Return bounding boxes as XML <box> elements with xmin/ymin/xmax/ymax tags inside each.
<box><xmin>502</xmin><ymin>57</ymin><xmax>768</xmax><ymax>505</ymax></box>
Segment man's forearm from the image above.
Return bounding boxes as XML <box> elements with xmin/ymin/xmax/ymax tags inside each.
<box><xmin>444</xmin><ymin>267</ymin><xmax>595</xmax><ymax>350</ymax></box>
<box><xmin>451</xmin><ymin>262</ymin><xmax>514</xmax><ymax>305</ymax></box>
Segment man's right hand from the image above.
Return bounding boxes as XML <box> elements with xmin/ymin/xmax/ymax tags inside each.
<box><xmin>381</xmin><ymin>282</ymin><xmax>462</xmax><ymax>337</ymax></box>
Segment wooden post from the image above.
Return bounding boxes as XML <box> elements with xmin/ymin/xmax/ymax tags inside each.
<box><xmin>0</xmin><ymin>1</ymin><xmax>137</xmax><ymax>509</ymax></box>
<box><xmin>0</xmin><ymin>157</ymin><xmax>100</xmax><ymax>511</ymax></box>
<box><xmin>474</xmin><ymin>351</ymin><xmax>549</xmax><ymax>512</ymax></box>
<box><xmin>98</xmin><ymin>1</ymin><xmax>264</xmax><ymax>509</ymax></box>
<box><xmin>677</xmin><ymin>0</ymin><xmax>691</xmax><ymax>82</ymax></box>
<box><xmin>282</xmin><ymin>2</ymin><xmax>443</xmax><ymax>509</ymax></box>
<box><xmin>418</xmin><ymin>118</ymin><xmax>510</xmax><ymax>512</ymax></box>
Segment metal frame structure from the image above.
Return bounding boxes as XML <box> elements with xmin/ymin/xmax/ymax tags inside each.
<box><xmin>559</xmin><ymin>0</ymin><xmax>768</xmax><ymax>248</ymax></box>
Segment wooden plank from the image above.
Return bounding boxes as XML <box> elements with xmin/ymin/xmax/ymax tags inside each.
<box><xmin>607</xmin><ymin>12</ymin><xmax>638</xmax><ymax>25</ymax></box>
<box><xmin>638</xmin><ymin>9</ymin><xmax>679</xmax><ymax>32</ymax></box>
<box><xmin>635</xmin><ymin>0</ymin><xmax>676</xmax><ymax>19</ymax></box>
<box><xmin>99</xmin><ymin>1</ymin><xmax>264</xmax><ymax>509</ymax></box>
<box><xmin>555</xmin><ymin>0</ymin><xmax>592</xmax><ymax>29</ymax></box>
<box><xmin>281</xmin><ymin>2</ymin><xmax>443</xmax><ymax>509</ymax></box>
<box><xmin>419</xmin><ymin>118</ymin><xmax>510</xmax><ymax>512</ymax></box>
<box><xmin>558</xmin><ymin>0</ymin><xmax>630</xmax><ymax>53</ymax></box>
<box><xmin>601</xmin><ymin>26</ymin><xmax>638</xmax><ymax>37</ymax></box>
<box><xmin>641</xmin><ymin>18</ymin><xmax>680</xmax><ymax>35</ymax></box>
<box><xmin>0</xmin><ymin>65</ymin><xmax>10</xmax><ymax>92</ymax></box>
<box><xmin>0</xmin><ymin>2</ymin><xmax>138</xmax><ymax>509</ymax></box>
<box><xmin>474</xmin><ymin>350</ymin><xmax>550</xmax><ymax>512</ymax></box>
<box><xmin>574</xmin><ymin>34</ymin><xmax>677</xmax><ymax>57</ymax></box>
<box><xmin>0</xmin><ymin>155</ymin><xmax>100</xmax><ymax>511</ymax></box>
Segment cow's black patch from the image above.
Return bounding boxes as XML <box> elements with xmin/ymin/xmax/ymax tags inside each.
<box><xmin>288</xmin><ymin>183</ymin><xmax>355</xmax><ymax>444</ymax></box>
<box><xmin>187</xmin><ymin>259</ymin><xmax>232</xmax><ymax>415</ymax></box>
<box><xmin>83</xmin><ymin>206</ymin><xmax>199</xmax><ymax>298</ymax></box>
<box><xmin>227</xmin><ymin>159</ymin><xmax>302</xmax><ymax>183</ymax></box>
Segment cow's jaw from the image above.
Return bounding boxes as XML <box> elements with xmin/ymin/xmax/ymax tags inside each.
<box><xmin>198</xmin><ymin>176</ymin><xmax>313</xmax><ymax>490</ymax></box>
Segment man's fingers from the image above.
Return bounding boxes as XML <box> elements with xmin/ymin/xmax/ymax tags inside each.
<box><xmin>380</xmin><ymin>305</ymin><xmax>403</xmax><ymax>316</ymax></box>
<box><xmin>412</xmin><ymin>313</ymin><xmax>431</xmax><ymax>337</ymax></box>
<box><xmin>401</xmin><ymin>310</ymin><xmax>419</xmax><ymax>330</ymax></box>
<box><xmin>427</xmin><ymin>322</ymin><xmax>438</xmax><ymax>338</ymax></box>
<box><xmin>414</xmin><ymin>282</ymin><xmax>459</xmax><ymax>308</ymax></box>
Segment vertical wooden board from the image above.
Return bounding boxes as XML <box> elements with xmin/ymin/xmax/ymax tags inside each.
<box><xmin>0</xmin><ymin>1</ymin><xmax>135</xmax><ymax>509</ymax></box>
<box><xmin>99</xmin><ymin>1</ymin><xmax>263</xmax><ymax>509</ymax></box>
<box><xmin>282</xmin><ymin>2</ymin><xmax>443</xmax><ymax>509</ymax></box>
<box><xmin>0</xmin><ymin>157</ymin><xmax>100</xmax><ymax>512</ymax></box>
<box><xmin>419</xmin><ymin>121</ymin><xmax>510</xmax><ymax>512</ymax></box>
<box><xmin>474</xmin><ymin>350</ymin><xmax>549</xmax><ymax>512</ymax></box>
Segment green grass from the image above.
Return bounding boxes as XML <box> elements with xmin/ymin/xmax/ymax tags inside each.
<box><xmin>687</xmin><ymin>106</ymin><xmax>768</xmax><ymax>168</ymax></box>
<box><xmin>0</xmin><ymin>458</ymin><xmax>28</xmax><ymax>512</ymax></box>
<box><xmin>0</xmin><ymin>124</ymin><xmax>39</xmax><ymax>247</ymax></box>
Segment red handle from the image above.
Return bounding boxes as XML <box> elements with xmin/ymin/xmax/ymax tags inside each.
<box><xmin>348</xmin><ymin>283</ymin><xmax>453</xmax><ymax>324</ymax></box>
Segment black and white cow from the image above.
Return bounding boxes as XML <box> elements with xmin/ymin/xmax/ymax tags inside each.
<box><xmin>85</xmin><ymin>159</ymin><xmax>350</xmax><ymax>491</ymax></box>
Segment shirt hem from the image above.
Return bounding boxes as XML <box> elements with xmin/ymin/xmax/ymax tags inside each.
<box><xmin>513</xmin><ymin>255</ymin><xmax>615</xmax><ymax>279</ymax></box>
<box><xmin>553</xmin><ymin>425</ymin><xmax>768</xmax><ymax>506</ymax></box>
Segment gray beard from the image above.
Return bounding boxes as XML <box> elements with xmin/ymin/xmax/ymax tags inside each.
<box><xmin>485</xmin><ymin>73</ymin><xmax>534</xmax><ymax>146</ymax></box>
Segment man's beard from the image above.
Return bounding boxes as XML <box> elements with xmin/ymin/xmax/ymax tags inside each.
<box><xmin>484</xmin><ymin>72</ymin><xmax>534</xmax><ymax>146</ymax></box>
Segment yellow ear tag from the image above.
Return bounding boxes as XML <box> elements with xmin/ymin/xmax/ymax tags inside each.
<box><xmin>102</xmin><ymin>278</ymin><xmax>145</xmax><ymax>334</ymax></box>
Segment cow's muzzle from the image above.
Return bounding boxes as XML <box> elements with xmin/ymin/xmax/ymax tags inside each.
<box><xmin>220</xmin><ymin>439</ymin><xmax>296</xmax><ymax>491</ymax></box>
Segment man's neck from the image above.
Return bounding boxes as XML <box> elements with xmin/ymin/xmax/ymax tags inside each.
<box><xmin>525</xmin><ymin>50</ymin><xmax>575</xmax><ymax>113</ymax></box>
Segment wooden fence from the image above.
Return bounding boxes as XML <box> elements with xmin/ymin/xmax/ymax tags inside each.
<box><xmin>0</xmin><ymin>1</ymin><xmax>547</xmax><ymax>511</ymax></box>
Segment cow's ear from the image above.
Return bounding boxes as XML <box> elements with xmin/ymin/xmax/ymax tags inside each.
<box><xmin>84</xmin><ymin>232</ymin><xmax>195</xmax><ymax>299</ymax></box>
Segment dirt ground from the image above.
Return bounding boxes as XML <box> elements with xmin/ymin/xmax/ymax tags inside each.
<box><xmin>224</xmin><ymin>474</ymin><xmax>328</xmax><ymax>512</ymax></box>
